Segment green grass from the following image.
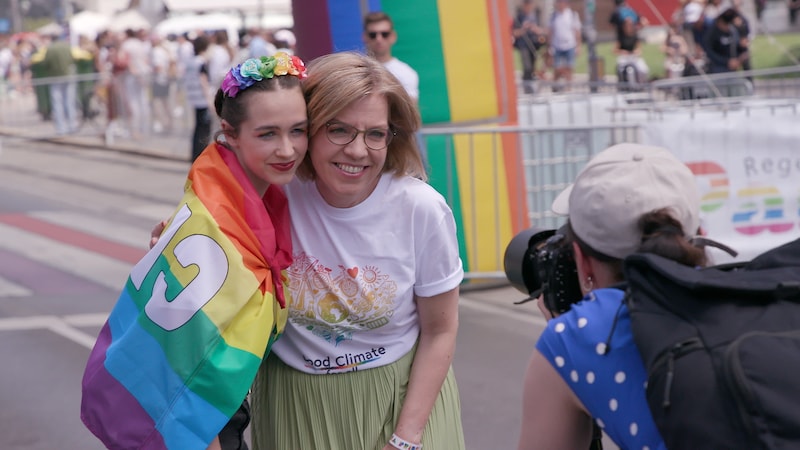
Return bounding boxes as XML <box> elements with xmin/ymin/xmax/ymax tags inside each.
<box><xmin>518</xmin><ymin>32</ymin><xmax>800</xmax><ymax>80</ymax></box>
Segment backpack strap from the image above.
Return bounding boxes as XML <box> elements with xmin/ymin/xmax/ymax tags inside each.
<box><xmin>624</xmin><ymin>238</ymin><xmax>800</xmax><ymax>301</ymax></box>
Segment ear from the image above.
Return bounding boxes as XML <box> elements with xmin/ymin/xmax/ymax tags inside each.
<box><xmin>572</xmin><ymin>241</ymin><xmax>594</xmax><ymax>295</ymax></box>
<box><xmin>221</xmin><ymin>119</ymin><xmax>237</xmax><ymax>147</ymax></box>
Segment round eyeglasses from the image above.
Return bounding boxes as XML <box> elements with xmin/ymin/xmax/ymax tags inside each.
<box><xmin>325</xmin><ymin>122</ymin><xmax>395</xmax><ymax>151</ymax></box>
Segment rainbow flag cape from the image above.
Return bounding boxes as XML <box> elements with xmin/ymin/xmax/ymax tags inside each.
<box><xmin>80</xmin><ymin>143</ymin><xmax>291</xmax><ymax>449</ymax></box>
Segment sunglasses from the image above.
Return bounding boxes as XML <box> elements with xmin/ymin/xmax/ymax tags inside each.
<box><xmin>367</xmin><ymin>31</ymin><xmax>391</xmax><ymax>40</ymax></box>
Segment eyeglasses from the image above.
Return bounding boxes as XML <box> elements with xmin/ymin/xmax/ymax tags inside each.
<box><xmin>367</xmin><ymin>31</ymin><xmax>392</xmax><ymax>40</ymax></box>
<box><xmin>325</xmin><ymin>122</ymin><xmax>395</xmax><ymax>150</ymax></box>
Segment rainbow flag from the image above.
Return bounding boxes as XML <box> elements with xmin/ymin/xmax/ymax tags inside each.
<box><xmin>81</xmin><ymin>143</ymin><xmax>291</xmax><ymax>449</ymax></box>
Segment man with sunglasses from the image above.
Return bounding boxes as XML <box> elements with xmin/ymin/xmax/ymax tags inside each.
<box><xmin>363</xmin><ymin>12</ymin><xmax>419</xmax><ymax>102</ymax></box>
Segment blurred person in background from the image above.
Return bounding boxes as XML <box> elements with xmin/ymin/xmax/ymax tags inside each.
<box><xmin>247</xmin><ymin>28</ymin><xmax>277</xmax><ymax>59</ymax></box>
<box><xmin>273</xmin><ymin>29</ymin><xmax>296</xmax><ymax>55</ymax></box>
<box><xmin>185</xmin><ymin>34</ymin><xmax>214</xmax><ymax>161</ymax></box>
<box><xmin>704</xmin><ymin>8</ymin><xmax>749</xmax><ymax>74</ymax></box>
<box><xmin>117</xmin><ymin>28</ymin><xmax>151</xmax><ymax>139</ymax></box>
<box><xmin>150</xmin><ymin>33</ymin><xmax>175</xmax><ymax>134</ymax></box>
<box><xmin>548</xmin><ymin>0</ymin><xmax>582</xmax><ymax>89</ymax></box>
<box><xmin>363</xmin><ymin>12</ymin><xmax>419</xmax><ymax>102</ymax></box>
<box><xmin>512</xmin><ymin>0</ymin><xmax>548</xmax><ymax>94</ymax></box>
<box><xmin>39</xmin><ymin>30</ymin><xmax>77</xmax><ymax>135</ymax></box>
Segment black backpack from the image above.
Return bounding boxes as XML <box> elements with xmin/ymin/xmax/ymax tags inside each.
<box><xmin>622</xmin><ymin>238</ymin><xmax>800</xmax><ymax>450</ymax></box>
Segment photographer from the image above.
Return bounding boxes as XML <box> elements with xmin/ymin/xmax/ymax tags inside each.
<box><xmin>516</xmin><ymin>143</ymin><xmax>705</xmax><ymax>450</ymax></box>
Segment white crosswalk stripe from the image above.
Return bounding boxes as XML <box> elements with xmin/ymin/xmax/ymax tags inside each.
<box><xmin>0</xmin><ymin>275</ymin><xmax>32</xmax><ymax>297</ymax></box>
<box><xmin>0</xmin><ymin>219</ymin><xmax>135</xmax><ymax>292</ymax></box>
<box><xmin>30</xmin><ymin>210</ymin><xmax>157</xmax><ymax>249</ymax></box>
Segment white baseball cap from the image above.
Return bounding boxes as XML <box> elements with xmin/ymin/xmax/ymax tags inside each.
<box><xmin>551</xmin><ymin>143</ymin><xmax>700</xmax><ymax>259</ymax></box>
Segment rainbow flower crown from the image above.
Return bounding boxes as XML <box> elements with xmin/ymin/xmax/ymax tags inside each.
<box><xmin>221</xmin><ymin>52</ymin><xmax>307</xmax><ymax>98</ymax></box>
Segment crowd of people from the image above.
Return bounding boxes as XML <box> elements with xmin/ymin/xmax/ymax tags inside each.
<box><xmin>0</xmin><ymin>25</ymin><xmax>297</xmax><ymax>142</ymax></box>
<box><xmin>510</xmin><ymin>0</ymin><xmax>759</xmax><ymax>94</ymax></box>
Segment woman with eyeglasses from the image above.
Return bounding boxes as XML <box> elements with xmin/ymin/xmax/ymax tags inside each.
<box><xmin>247</xmin><ymin>51</ymin><xmax>465</xmax><ymax>450</ymax></box>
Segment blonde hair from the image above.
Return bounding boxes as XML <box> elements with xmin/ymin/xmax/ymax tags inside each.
<box><xmin>297</xmin><ymin>51</ymin><xmax>426</xmax><ymax>181</ymax></box>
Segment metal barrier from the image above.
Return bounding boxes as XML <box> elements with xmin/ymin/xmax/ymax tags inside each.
<box><xmin>4</xmin><ymin>65</ymin><xmax>800</xmax><ymax>282</ymax></box>
<box><xmin>420</xmin><ymin>122</ymin><xmax>642</xmax><ymax>281</ymax></box>
<box><xmin>0</xmin><ymin>72</ymin><xmax>193</xmax><ymax>152</ymax></box>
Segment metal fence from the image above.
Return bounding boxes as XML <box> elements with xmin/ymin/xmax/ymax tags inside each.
<box><xmin>0</xmin><ymin>72</ymin><xmax>193</xmax><ymax>154</ymax></box>
<box><xmin>4</xmin><ymin>66</ymin><xmax>800</xmax><ymax>281</ymax></box>
<box><xmin>420</xmin><ymin>122</ymin><xmax>641</xmax><ymax>281</ymax></box>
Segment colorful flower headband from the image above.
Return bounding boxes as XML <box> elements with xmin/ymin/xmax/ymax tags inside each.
<box><xmin>221</xmin><ymin>52</ymin><xmax>307</xmax><ymax>98</ymax></box>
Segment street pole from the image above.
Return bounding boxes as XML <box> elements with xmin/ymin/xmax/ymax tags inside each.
<box><xmin>10</xmin><ymin>0</ymin><xmax>23</xmax><ymax>33</ymax></box>
<box><xmin>584</xmin><ymin>0</ymin><xmax>599</xmax><ymax>93</ymax></box>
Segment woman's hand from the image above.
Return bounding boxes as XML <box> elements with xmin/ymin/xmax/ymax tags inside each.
<box><xmin>149</xmin><ymin>219</ymin><xmax>168</xmax><ymax>249</ymax></box>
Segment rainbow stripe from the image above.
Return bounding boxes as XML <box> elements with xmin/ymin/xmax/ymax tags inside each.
<box><xmin>292</xmin><ymin>0</ymin><xmax>524</xmax><ymax>274</ymax></box>
<box><xmin>81</xmin><ymin>144</ymin><xmax>290</xmax><ymax>449</ymax></box>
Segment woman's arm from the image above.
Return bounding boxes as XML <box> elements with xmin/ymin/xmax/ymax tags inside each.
<box><xmin>517</xmin><ymin>350</ymin><xmax>594</xmax><ymax>450</ymax></box>
<box><xmin>388</xmin><ymin>287</ymin><xmax>460</xmax><ymax>448</ymax></box>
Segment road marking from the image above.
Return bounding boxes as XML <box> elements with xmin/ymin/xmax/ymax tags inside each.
<box><xmin>0</xmin><ymin>222</ymin><xmax>131</xmax><ymax>291</ymax></box>
<box><xmin>0</xmin><ymin>213</ymin><xmax>145</xmax><ymax>264</ymax></box>
<box><xmin>0</xmin><ymin>314</ymin><xmax>104</xmax><ymax>349</ymax></box>
<box><xmin>0</xmin><ymin>275</ymin><xmax>32</xmax><ymax>297</ymax></box>
<box><xmin>31</xmin><ymin>210</ymin><xmax>154</xmax><ymax>250</ymax></box>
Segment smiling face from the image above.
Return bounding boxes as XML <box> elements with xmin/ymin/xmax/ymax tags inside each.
<box><xmin>309</xmin><ymin>94</ymin><xmax>389</xmax><ymax>208</ymax></box>
<box><xmin>224</xmin><ymin>86</ymin><xmax>308</xmax><ymax>196</ymax></box>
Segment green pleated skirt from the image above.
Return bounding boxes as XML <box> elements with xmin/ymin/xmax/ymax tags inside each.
<box><xmin>250</xmin><ymin>346</ymin><xmax>465</xmax><ymax>450</ymax></box>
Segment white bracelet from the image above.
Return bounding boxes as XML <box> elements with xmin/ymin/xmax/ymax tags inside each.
<box><xmin>389</xmin><ymin>433</ymin><xmax>422</xmax><ymax>450</ymax></box>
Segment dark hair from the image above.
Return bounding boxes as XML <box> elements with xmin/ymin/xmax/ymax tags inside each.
<box><xmin>567</xmin><ymin>208</ymin><xmax>706</xmax><ymax>283</ymax></box>
<box><xmin>213</xmin><ymin>75</ymin><xmax>303</xmax><ymax>140</ymax></box>
<box><xmin>566</xmin><ymin>223</ymin><xmax>625</xmax><ymax>282</ymax></box>
<box><xmin>637</xmin><ymin>209</ymin><xmax>707</xmax><ymax>267</ymax></box>
<box><xmin>363</xmin><ymin>11</ymin><xmax>394</xmax><ymax>31</ymax></box>
<box><xmin>192</xmin><ymin>34</ymin><xmax>210</xmax><ymax>56</ymax></box>
<box><xmin>718</xmin><ymin>8</ymin><xmax>738</xmax><ymax>24</ymax></box>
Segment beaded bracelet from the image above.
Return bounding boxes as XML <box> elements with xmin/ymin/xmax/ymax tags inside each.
<box><xmin>389</xmin><ymin>433</ymin><xmax>422</xmax><ymax>450</ymax></box>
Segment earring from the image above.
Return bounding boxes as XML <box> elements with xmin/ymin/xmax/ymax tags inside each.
<box><xmin>581</xmin><ymin>276</ymin><xmax>594</xmax><ymax>292</ymax></box>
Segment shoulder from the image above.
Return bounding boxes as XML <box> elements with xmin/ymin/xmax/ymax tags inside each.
<box><xmin>386</xmin><ymin>175</ymin><xmax>444</xmax><ymax>205</ymax></box>
<box><xmin>385</xmin><ymin>58</ymin><xmax>417</xmax><ymax>74</ymax></box>
<box><xmin>538</xmin><ymin>289</ymin><xmax>626</xmax><ymax>354</ymax></box>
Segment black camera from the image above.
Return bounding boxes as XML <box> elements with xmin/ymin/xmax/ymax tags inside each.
<box><xmin>503</xmin><ymin>224</ymin><xmax>583</xmax><ymax>315</ymax></box>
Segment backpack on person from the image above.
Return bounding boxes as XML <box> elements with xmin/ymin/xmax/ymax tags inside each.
<box><xmin>622</xmin><ymin>238</ymin><xmax>800</xmax><ymax>449</ymax></box>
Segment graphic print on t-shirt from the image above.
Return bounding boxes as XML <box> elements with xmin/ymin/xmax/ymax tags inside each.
<box><xmin>287</xmin><ymin>252</ymin><xmax>397</xmax><ymax>346</ymax></box>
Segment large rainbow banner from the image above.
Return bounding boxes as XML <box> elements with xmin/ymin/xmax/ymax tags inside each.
<box><xmin>292</xmin><ymin>0</ymin><xmax>526</xmax><ymax>275</ymax></box>
<box><xmin>81</xmin><ymin>145</ymin><xmax>290</xmax><ymax>449</ymax></box>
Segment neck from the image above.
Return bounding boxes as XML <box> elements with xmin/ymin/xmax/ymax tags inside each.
<box><xmin>374</xmin><ymin>53</ymin><xmax>393</xmax><ymax>63</ymax></box>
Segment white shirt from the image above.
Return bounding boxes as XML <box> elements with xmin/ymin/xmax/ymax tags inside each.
<box><xmin>272</xmin><ymin>174</ymin><xmax>463</xmax><ymax>374</ymax></box>
<box><xmin>383</xmin><ymin>58</ymin><xmax>419</xmax><ymax>101</ymax></box>
<box><xmin>550</xmin><ymin>8</ymin><xmax>582</xmax><ymax>51</ymax></box>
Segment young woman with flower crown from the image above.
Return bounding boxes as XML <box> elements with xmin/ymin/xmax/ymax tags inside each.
<box><xmin>120</xmin><ymin>52</ymin><xmax>308</xmax><ymax>450</ymax></box>
<box><xmin>198</xmin><ymin>51</ymin><xmax>309</xmax><ymax>450</ymax></box>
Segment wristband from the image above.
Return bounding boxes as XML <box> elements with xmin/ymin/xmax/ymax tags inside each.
<box><xmin>389</xmin><ymin>433</ymin><xmax>422</xmax><ymax>450</ymax></box>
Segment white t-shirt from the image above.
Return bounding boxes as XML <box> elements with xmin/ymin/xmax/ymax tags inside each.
<box><xmin>550</xmin><ymin>8</ymin><xmax>582</xmax><ymax>51</ymax></box>
<box><xmin>383</xmin><ymin>58</ymin><xmax>419</xmax><ymax>101</ymax></box>
<box><xmin>206</xmin><ymin>44</ymin><xmax>232</xmax><ymax>88</ymax></box>
<box><xmin>272</xmin><ymin>174</ymin><xmax>463</xmax><ymax>374</ymax></box>
<box><xmin>683</xmin><ymin>1</ymin><xmax>704</xmax><ymax>24</ymax></box>
<box><xmin>119</xmin><ymin>37</ymin><xmax>151</xmax><ymax>77</ymax></box>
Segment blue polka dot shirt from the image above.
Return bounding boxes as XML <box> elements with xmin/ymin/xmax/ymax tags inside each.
<box><xmin>536</xmin><ymin>288</ymin><xmax>666</xmax><ymax>450</ymax></box>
